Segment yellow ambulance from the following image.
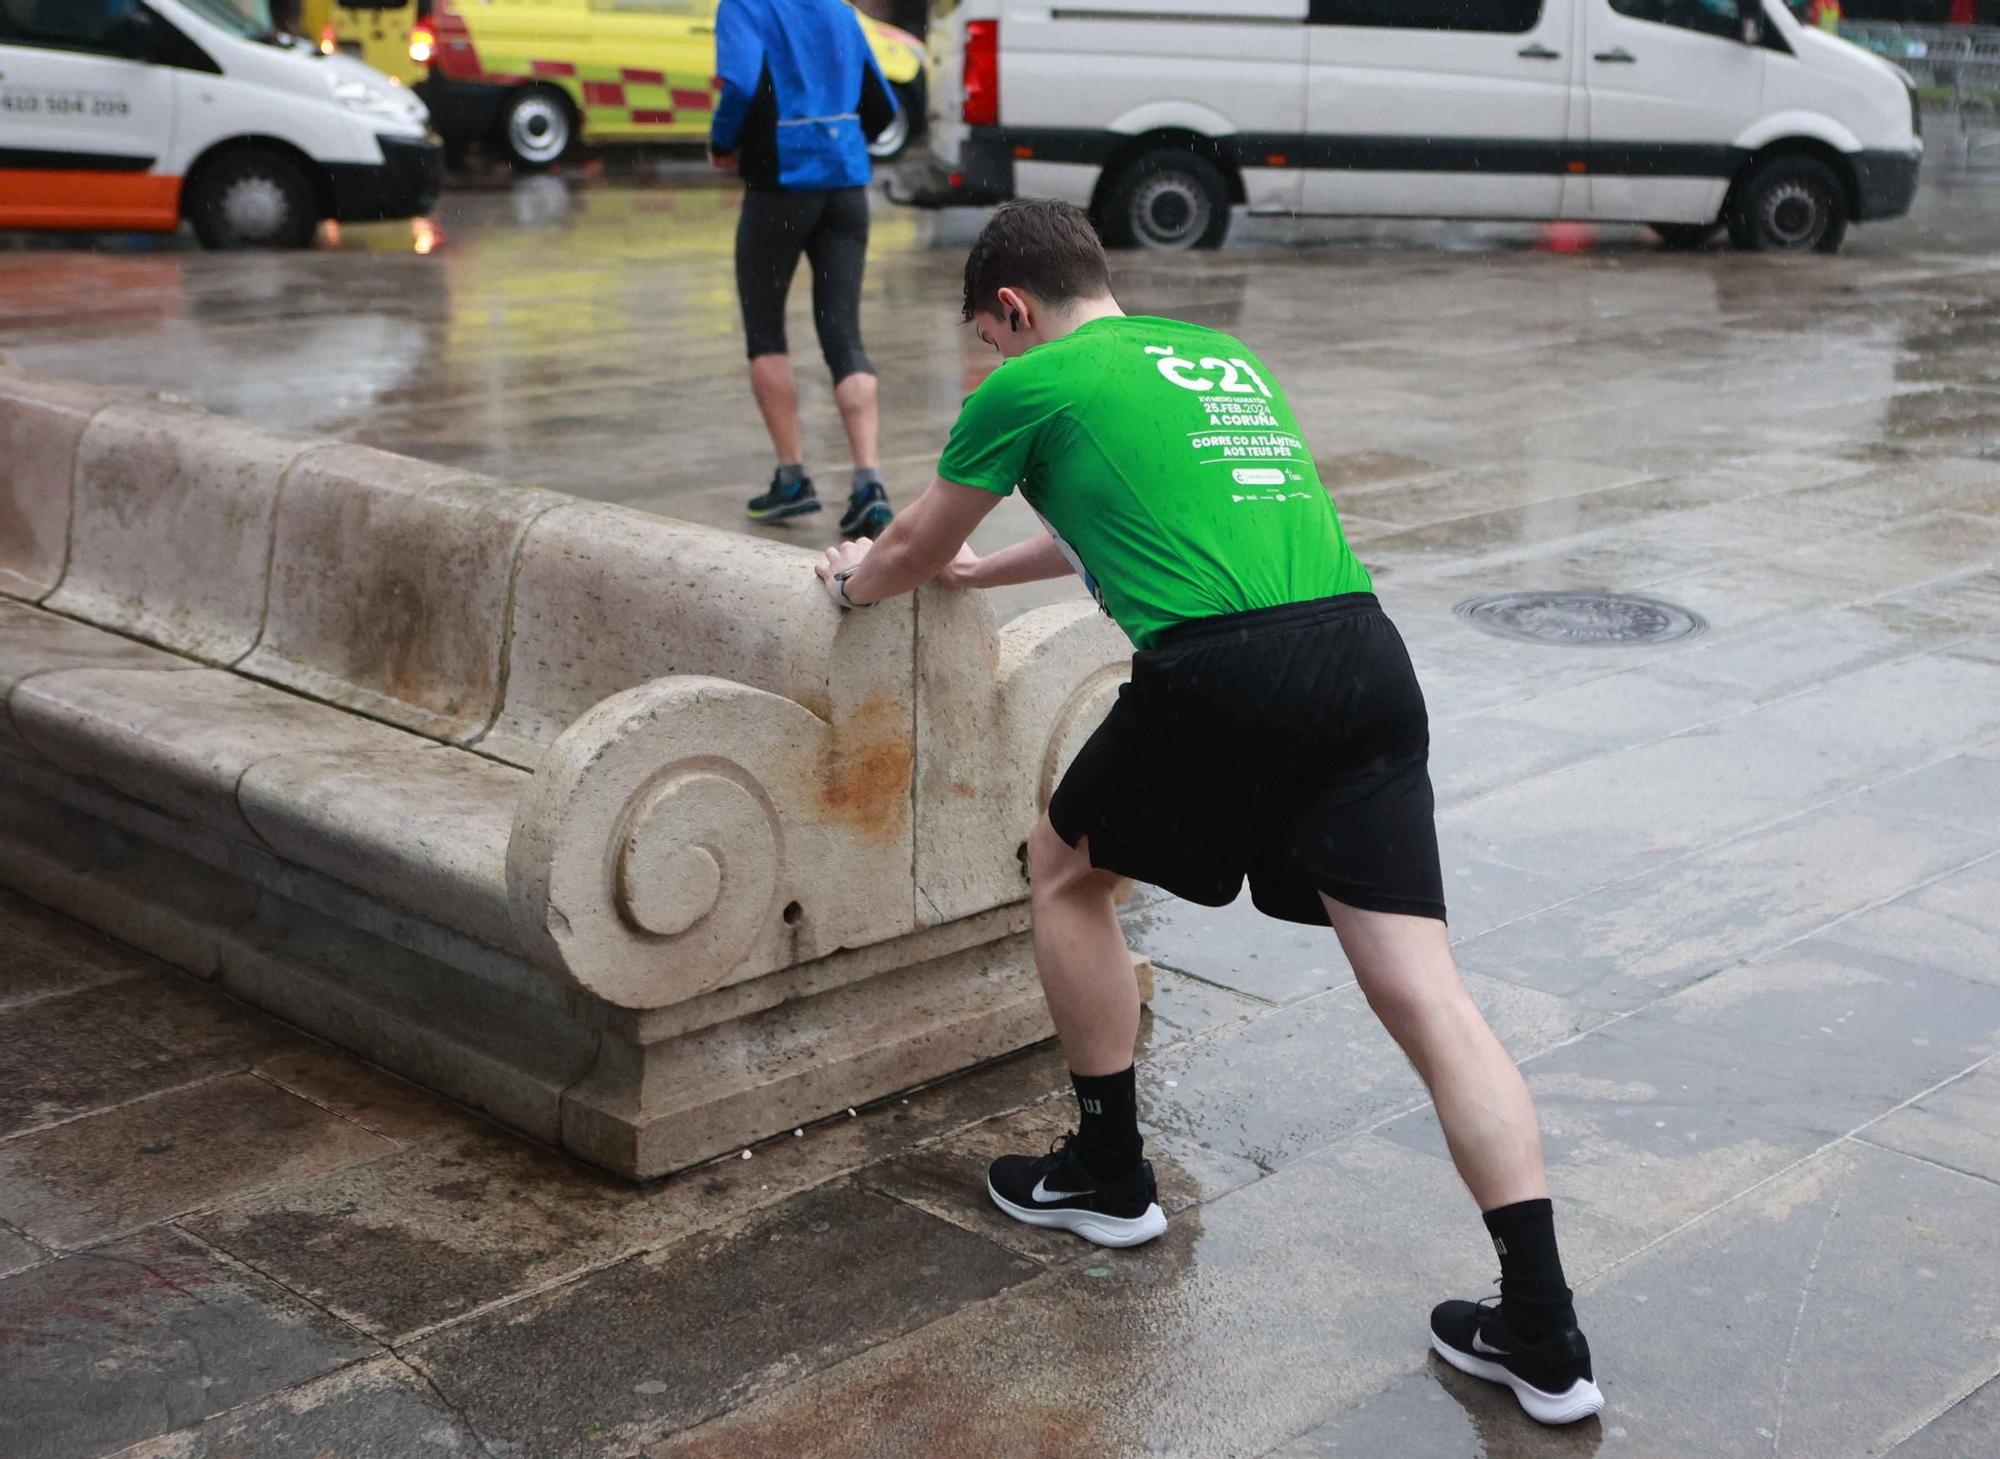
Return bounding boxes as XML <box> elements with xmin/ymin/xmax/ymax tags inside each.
<box><xmin>298</xmin><ymin>0</ymin><xmax>431</xmax><ymax>87</ymax></box>
<box><xmin>353</xmin><ymin>0</ymin><xmax>928</xmax><ymax>168</ymax></box>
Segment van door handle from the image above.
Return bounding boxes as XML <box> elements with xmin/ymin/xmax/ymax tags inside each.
<box><xmin>1517</xmin><ymin>43</ymin><xmax>1561</xmax><ymax>59</ymax></box>
<box><xmin>1593</xmin><ymin>47</ymin><xmax>1637</xmax><ymax>62</ymax></box>
<box><xmin>690</xmin><ymin>24</ymin><xmax>713</xmax><ymax>33</ymax></box>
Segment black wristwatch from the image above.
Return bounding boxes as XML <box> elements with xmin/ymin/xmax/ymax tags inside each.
<box><xmin>833</xmin><ymin>565</ymin><xmax>873</xmax><ymax>610</ymax></box>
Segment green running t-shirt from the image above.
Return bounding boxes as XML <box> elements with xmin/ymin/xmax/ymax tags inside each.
<box><xmin>936</xmin><ymin>315</ymin><xmax>1372</xmax><ymax>649</ymax></box>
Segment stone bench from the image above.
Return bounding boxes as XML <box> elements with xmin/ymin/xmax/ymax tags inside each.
<box><xmin>0</xmin><ymin>369</ymin><xmax>1133</xmax><ymax>1178</ymax></box>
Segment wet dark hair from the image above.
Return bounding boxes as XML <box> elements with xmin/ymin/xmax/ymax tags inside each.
<box><xmin>961</xmin><ymin>198</ymin><xmax>1114</xmax><ymax>323</ymax></box>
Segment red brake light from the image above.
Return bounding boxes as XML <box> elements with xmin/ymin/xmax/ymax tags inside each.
<box><xmin>409</xmin><ymin>23</ymin><xmax>436</xmax><ymax>65</ymax></box>
<box><xmin>963</xmin><ymin>20</ymin><xmax>997</xmax><ymax>128</ymax></box>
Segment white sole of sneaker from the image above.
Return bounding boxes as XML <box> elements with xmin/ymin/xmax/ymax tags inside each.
<box><xmin>1429</xmin><ymin>1334</ymin><xmax>1606</xmax><ymax>1425</ymax></box>
<box><xmin>986</xmin><ymin>1182</ymin><xmax>1168</xmax><ymax>1248</ymax></box>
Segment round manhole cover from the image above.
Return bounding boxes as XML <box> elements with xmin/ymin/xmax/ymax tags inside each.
<box><xmin>1453</xmin><ymin>591</ymin><xmax>1706</xmax><ymax>647</ymax></box>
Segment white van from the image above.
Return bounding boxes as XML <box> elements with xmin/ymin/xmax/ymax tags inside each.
<box><xmin>0</xmin><ymin>0</ymin><xmax>439</xmax><ymax>248</ymax></box>
<box><xmin>897</xmin><ymin>0</ymin><xmax>1921</xmax><ymax>252</ymax></box>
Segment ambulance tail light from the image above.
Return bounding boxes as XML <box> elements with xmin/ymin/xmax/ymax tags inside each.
<box><xmin>963</xmin><ymin>20</ymin><xmax>998</xmax><ymax>128</ymax></box>
<box><xmin>318</xmin><ymin>22</ymin><xmax>336</xmax><ymax>55</ymax></box>
<box><xmin>409</xmin><ymin>22</ymin><xmax>436</xmax><ymax>65</ymax></box>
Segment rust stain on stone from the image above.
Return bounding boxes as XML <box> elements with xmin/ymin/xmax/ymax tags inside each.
<box><xmin>819</xmin><ymin>696</ymin><xmax>912</xmax><ymax>844</ymax></box>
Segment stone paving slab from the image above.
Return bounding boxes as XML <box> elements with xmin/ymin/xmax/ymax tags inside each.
<box><xmin>250</xmin><ymin>1047</ymin><xmax>477</xmax><ymax>1145</ymax></box>
<box><xmin>1817</xmin><ymin>855</ymin><xmax>2000</xmax><ymax>988</ymax></box>
<box><xmin>0</xmin><ymin>973</ymin><xmax>308</xmax><ymax>1140</ymax></box>
<box><xmin>1887</xmin><ymin>1372</ymin><xmax>2000</xmax><ymax>1459</ymax></box>
<box><xmin>1863</xmin><ymin>1058</ymin><xmax>2000</xmax><ymax>1187</ymax></box>
<box><xmin>104</xmin><ymin>1357</ymin><xmax>485</xmax><ymax>1459</ymax></box>
<box><xmin>1376</xmin><ymin>938</ymin><xmax>2000</xmax><ymax>1267</ymax></box>
<box><xmin>409</xmin><ymin>1180</ymin><xmax>1042</xmax><ymax>1458</ymax></box>
<box><xmin>0</xmin><ymin>890</ymin><xmax>153</xmax><ymax>1012</ymax></box>
<box><xmin>0</xmin><ymin>1227</ymin><xmax>375</xmax><ymax>1459</ymax></box>
<box><xmin>0</xmin><ymin>1221</ymin><xmax>45</xmax><ymax>1277</ymax></box>
<box><xmin>648</xmin><ymin>1138</ymin><xmax>1532</xmax><ymax>1459</ymax></box>
<box><xmin>1281</xmin><ymin>1141</ymin><xmax>2000</xmax><ymax>1459</ymax></box>
<box><xmin>0</xmin><ymin>1072</ymin><xmax>395</xmax><ymax>1251</ymax></box>
<box><xmin>1454</xmin><ymin>798</ymin><xmax>1995</xmax><ymax>1012</ymax></box>
<box><xmin>180</xmin><ymin>1042</ymin><xmax>1071</xmax><ymax>1344</ymax></box>
<box><xmin>1138</xmin><ymin>973</ymin><xmax>1594</xmax><ymax>1174</ymax></box>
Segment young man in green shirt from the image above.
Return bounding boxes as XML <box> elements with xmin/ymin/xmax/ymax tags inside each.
<box><xmin>815</xmin><ymin>200</ymin><xmax>1603</xmax><ymax>1426</ymax></box>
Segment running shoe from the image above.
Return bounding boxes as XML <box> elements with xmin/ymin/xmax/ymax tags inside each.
<box><xmin>747</xmin><ymin>473</ymin><xmax>821</xmax><ymax>523</ymax></box>
<box><xmin>839</xmin><ymin>482</ymin><xmax>893</xmax><ymax>539</ymax></box>
<box><xmin>1429</xmin><ymin>1296</ymin><xmax>1604</xmax><ymax>1425</ymax></box>
<box><xmin>987</xmin><ymin>1132</ymin><xmax>1167</xmax><ymax>1248</ymax></box>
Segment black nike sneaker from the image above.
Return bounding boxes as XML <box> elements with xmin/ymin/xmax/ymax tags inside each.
<box><xmin>747</xmin><ymin>472</ymin><xmax>821</xmax><ymax>524</ymax></box>
<box><xmin>1429</xmin><ymin>1297</ymin><xmax>1604</xmax><ymax>1425</ymax></box>
<box><xmin>987</xmin><ymin>1133</ymin><xmax>1167</xmax><ymax>1248</ymax></box>
<box><xmin>838</xmin><ymin>482</ymin><xmax>893</xmax><ymax>539</ymax></box>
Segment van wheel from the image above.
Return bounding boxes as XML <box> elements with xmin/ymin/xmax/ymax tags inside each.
<box><xmin>1098</xmin><ymin>149</ymin><xmax>1231</xmax><ymax>251</ymax></box>
<box><xmin>1726</xmin><ymin>156</ymin><xmax>1848</xmax><ymax>254</ymax></box>
<box><xmin>185</xmin><ymin>147</ymin><xmax>321</xmax><ymax>250</ymax></box>
<box><xmin>1649</xmin><ymin>222</ymin><xmax>1720</xmax><ymax>249</ymax></box>
<box><xmin>501</xmin><ymin>86</ymin><xmax>576</xmax><ymax>171</ymax></box>
<box><xmin>867</xmin><ymin>80</ymin><xmax>924</xmax><ymax>161</ymax></box>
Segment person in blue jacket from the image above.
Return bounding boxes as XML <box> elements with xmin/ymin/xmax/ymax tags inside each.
<box><xmin>710</xmin><ymin>0</ymin><xmax>900</xmax><ymax>539</ymax></box>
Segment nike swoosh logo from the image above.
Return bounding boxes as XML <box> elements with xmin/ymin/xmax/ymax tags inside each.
<box><xmin>1030</xmin><ymin>1175</ymin><xmax>1094</xmax><ymax>1204</ymax></box>
<box><xmin>1471</xmin><ymin>1331</ymin><xmax>1511</xmax><ymax>1358</ymax></box>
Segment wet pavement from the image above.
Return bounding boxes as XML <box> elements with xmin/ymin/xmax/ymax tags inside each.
<box><xmin>4</xmin><ymin>169</ymin><xmax>2000</xmax><ymax>1456</ymax></box>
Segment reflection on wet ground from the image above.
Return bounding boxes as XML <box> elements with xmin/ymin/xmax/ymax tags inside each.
<box><xmin>4</xmin><ymin>173</ymin><xmax>2000</xmax><ymax>1457</ymax></box>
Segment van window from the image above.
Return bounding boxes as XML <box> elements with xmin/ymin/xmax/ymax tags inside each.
<box><xmin>1606</xmin><ymin>0</ymin><xmax>1740</xmax><ymax>41</ymax></box>
<box><xmin>1308</xmin><ymin>0</ymin><xmax>1541</xmax><ymax>32</ymax></box>
<box><xmin>0</xmin><ymin>0</ymin><xmax>144</xmax><ymax>50</ymax></box>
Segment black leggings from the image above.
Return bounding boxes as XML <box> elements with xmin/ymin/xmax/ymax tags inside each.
<box><xmin>735</xmin><ymin>186</ymin><xmax>874</xmax><ymax>381</ymax></box>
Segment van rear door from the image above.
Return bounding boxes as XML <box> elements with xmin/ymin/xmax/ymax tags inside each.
<box><xmin>1300</xmin><ymin>0</ymin><xmax>1575</xmax><ymax>219</ymax></box>
<box><xmin>0</xmin><ymin>1</ymin><xmax>181</xmax><ymax>229</ymax></box>
<box><xmin>1580</xmin><ymin>0</ymin><xmax>1763</xmax><ymax>223</ymax></box>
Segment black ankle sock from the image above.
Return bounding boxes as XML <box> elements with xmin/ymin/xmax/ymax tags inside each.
<box><xmin>1070</xmin><ymin>1067</ymin><xmax>1142</xmax><ymax>1178</ymax></box>
<box><xmin>1482</xmin><ymin>1197</ymin><xmax>1576</xmax><ymax>1343</ymax></box>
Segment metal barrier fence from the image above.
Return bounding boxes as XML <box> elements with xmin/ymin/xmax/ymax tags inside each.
<box><xmin>1839</xmin><ymin>21</ymin><xmax>2000</xmax><ymax>116</ymax></box>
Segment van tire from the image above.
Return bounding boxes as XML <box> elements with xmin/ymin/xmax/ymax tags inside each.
<box><xmin>184</xmin><ymin>147</ymin><xmax>321</xmax><ymax>251</ymax></box>
<box><xmin>1726</xmin><ymin>155</ymin><xmax>1848</xmax><ymax>254</ymax></box>
<box><xmin>500</xmin><ymin>86</ymin><xmax>577</xmax><ymax>171</ymax></box>
<box><xmin>1649</xmin><ymin>222</ymin><xmax>1720</xmax><ymax>249</ymax></box>
<box><xmin>1098</xmin><ymin>149</ymin><xmax>1231</xmax><ymax>251</ymax></box>
<box><xmin>868</xmin><ymin>79</ymin><xmax>925</xmax><ymax>161</ymax></box>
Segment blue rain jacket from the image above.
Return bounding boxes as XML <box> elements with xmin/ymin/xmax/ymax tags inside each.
<box><xmin>710</xmin><ymin>0</ymin><xmax>899</xmax><ymax>192</ymax></box>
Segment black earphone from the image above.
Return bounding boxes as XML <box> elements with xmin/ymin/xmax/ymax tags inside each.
<box><xmin>1008</xmin><ymin>308</ymin><xmax>1022</xmax><ymax>332</ymax></box>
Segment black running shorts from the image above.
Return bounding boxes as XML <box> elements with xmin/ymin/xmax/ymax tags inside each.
<box><xmin>735</xmin><ymin>185</ymin><xmax>874</xmax><ymax>380</ymax></box>
<box><xmin>1048</xmin><ymin>593</ymin><xmax>1445</xmax><ymax>926</ymax></box>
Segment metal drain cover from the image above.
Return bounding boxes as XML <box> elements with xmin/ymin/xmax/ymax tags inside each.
<box><xmin>1453</xmin><ymin>591</ymin><xmax>1706</xmax><ymax>647</ymax></box>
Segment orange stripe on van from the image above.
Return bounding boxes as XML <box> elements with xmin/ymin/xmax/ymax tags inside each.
<box><xmin>0</xmin><ymin>170</ymin><xmax>182</xmax><ymax>232</ymax></box>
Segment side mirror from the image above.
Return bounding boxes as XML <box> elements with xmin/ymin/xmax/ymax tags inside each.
<box><xmin>1738</xmin><ymin>0</ymin><xmax>1766</xmax><ymax>44</ymax></box>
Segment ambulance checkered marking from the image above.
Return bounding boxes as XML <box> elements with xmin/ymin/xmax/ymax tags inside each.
<box><xmin>488</xmin><ymin>58</ymin><xmax>720</xmax><ymax>133</ymax></box>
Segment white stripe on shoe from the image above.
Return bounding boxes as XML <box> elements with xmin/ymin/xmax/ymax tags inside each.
<box><xmin>1430</xmin><ymin>1333</ymin><xmax>1606</xmax><ymax>1425</ymax></box>
<box><xmin>987</xmin><ymin>1180</ymin><xmax>1168</xmax><ymax>1248</ymax></box>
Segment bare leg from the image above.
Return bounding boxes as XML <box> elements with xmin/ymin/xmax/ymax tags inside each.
<box><xmin>1027</xmin><ymin>814</ymin><xmax>1138</xmax><ymax>1075</ymax></box>
<box><xmin>748</xmin><ymin>353</ymin><xmax>803</xmax><ymax>466</ymax></box>
<box><xmin>833</xmin><ymin>371</ymin><xmax>880</xmax><ymax>472</ymax></box>
<box><xmin>1321</xmin><ymin>896</ymin><xmax>1548</xmax><ymax>1210</ymax></box>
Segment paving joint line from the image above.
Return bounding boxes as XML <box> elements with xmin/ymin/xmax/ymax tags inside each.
<box><xmin>1850</xmin><ymin>1133</ymin><xmax>2000</xmax><ymax>1193</ymax></box>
